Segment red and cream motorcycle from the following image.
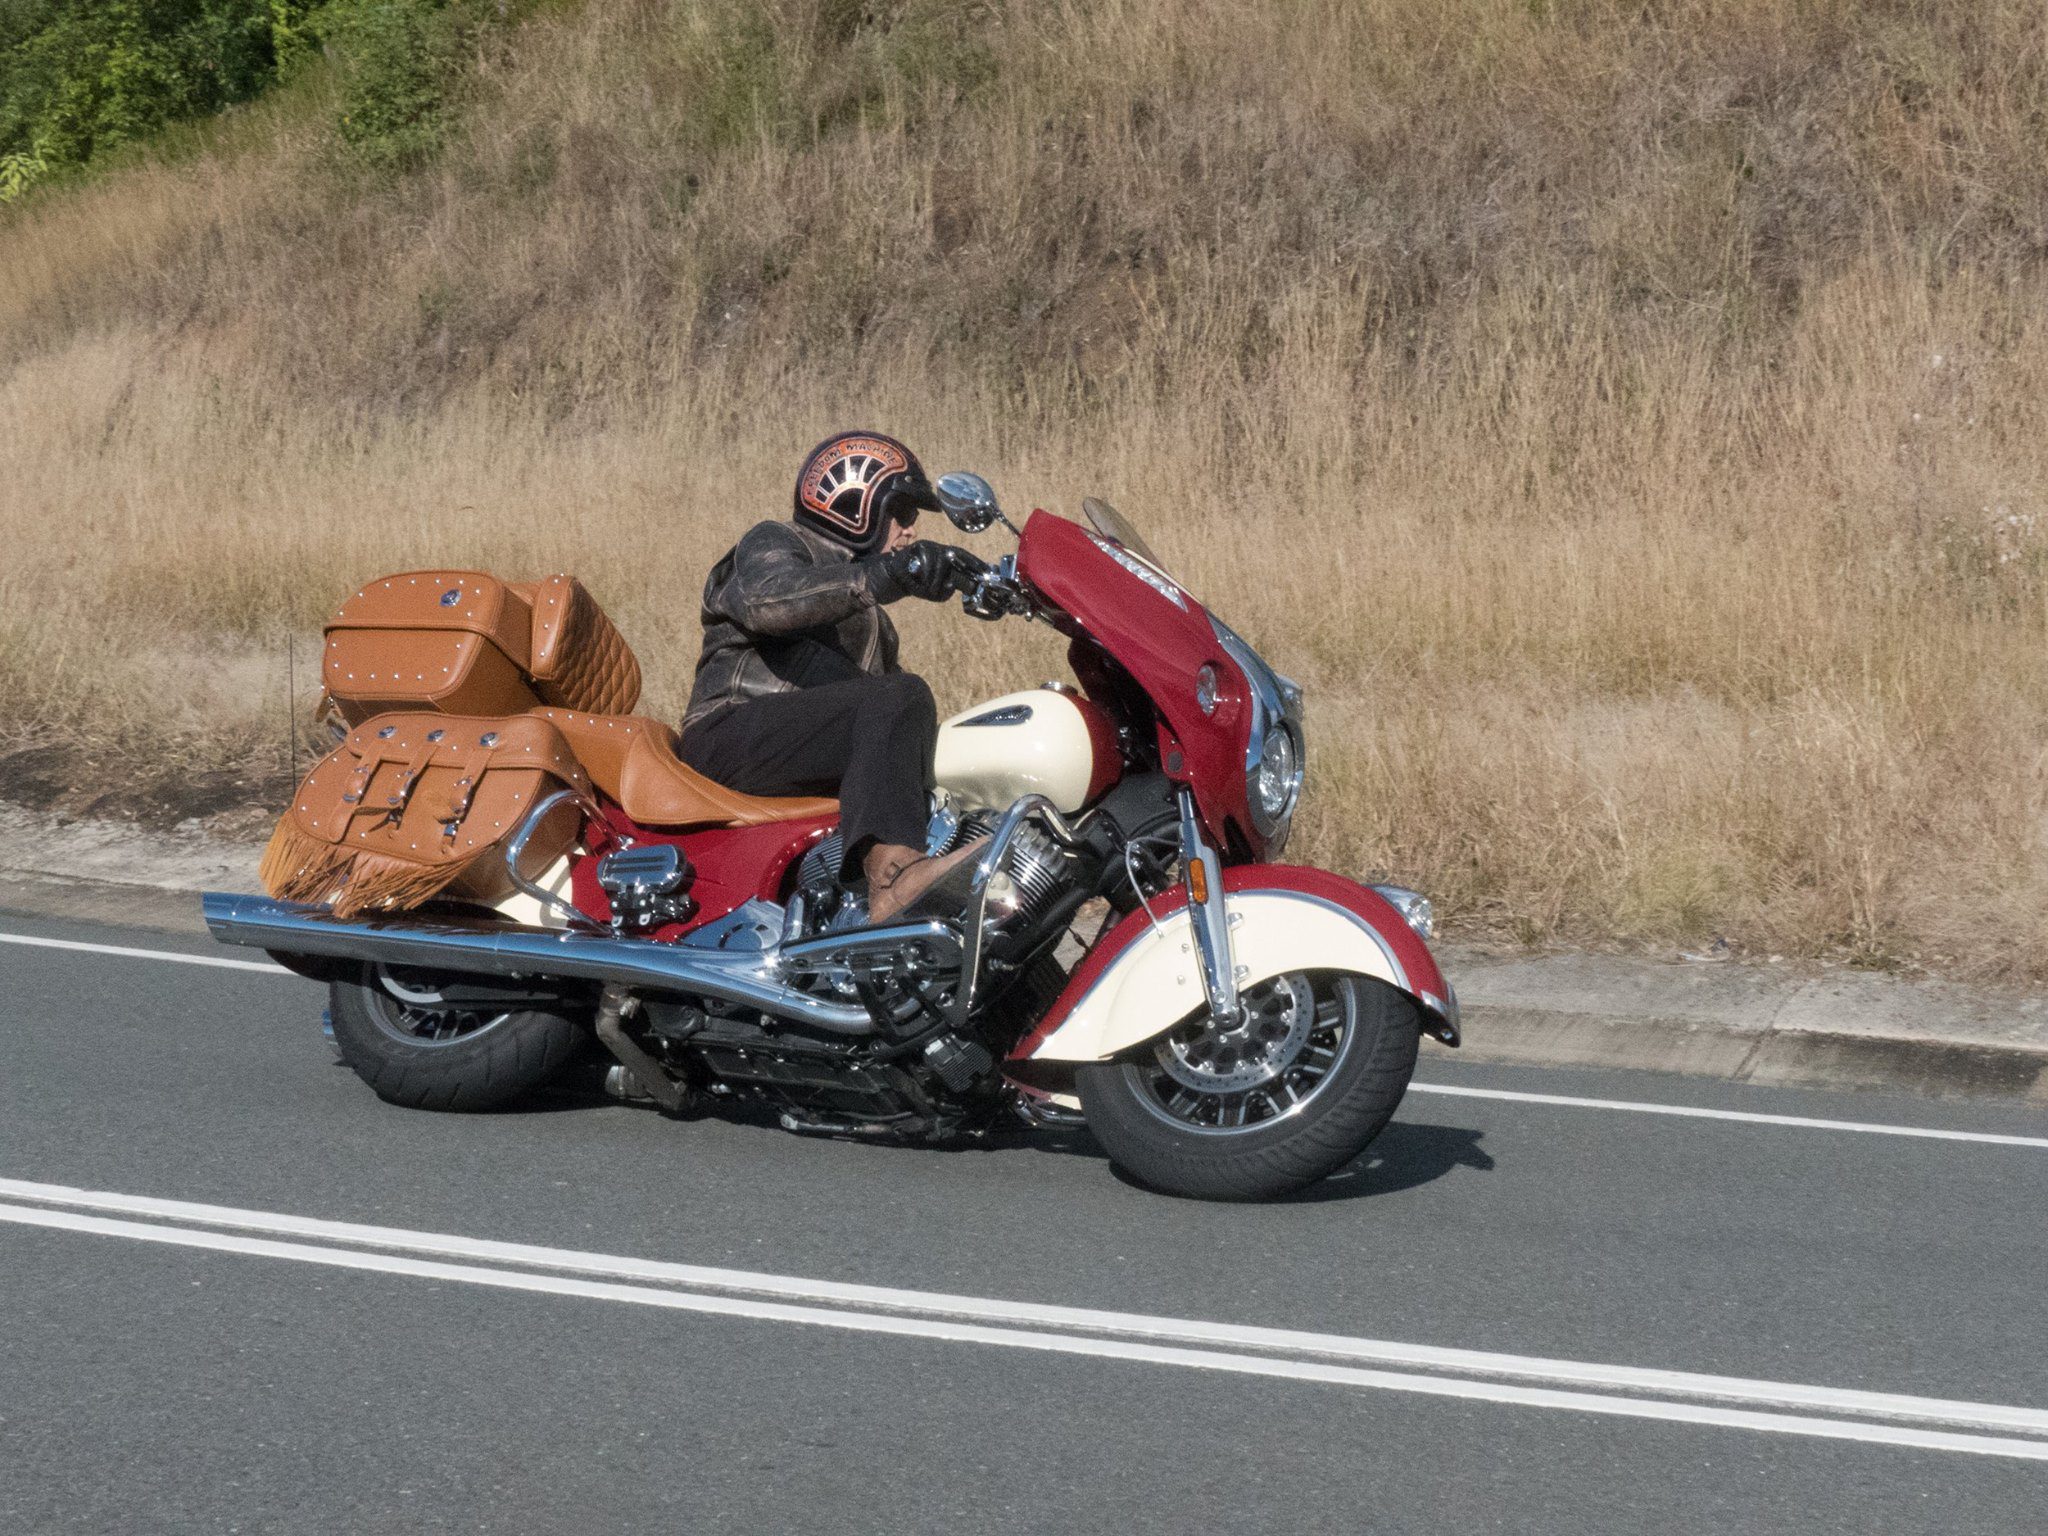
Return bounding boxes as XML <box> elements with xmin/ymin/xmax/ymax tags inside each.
<box><xmin>207</xmin><ymin>477</ymin><xmax>1457</xmax><ymax>1200</ymax></box>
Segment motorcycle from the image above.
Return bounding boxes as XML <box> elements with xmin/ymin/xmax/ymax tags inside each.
<box><xmin>205</xmin><ymin>476</ymin><xmax>1457</xmax><ymax>1200</ymax></box>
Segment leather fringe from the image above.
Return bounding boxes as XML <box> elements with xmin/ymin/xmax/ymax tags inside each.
<box><xmin>259</xmin><ymin>820</ymin><xmax>469</xmax><ymax>920</ymax></box>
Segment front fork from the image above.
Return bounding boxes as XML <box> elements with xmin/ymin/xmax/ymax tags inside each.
<box><xmin>1176</xmin><ymin>786</ymin><xmax>1240</xmax><ymax>1024</ymax></box>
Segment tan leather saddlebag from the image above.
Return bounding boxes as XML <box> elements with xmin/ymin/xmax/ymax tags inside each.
<box><xmin>260</xmin><ymin>712</ymin><xmax>592</xmax><ymax>919</ymax></box>
<box><xmin>323</xmin><ymin>571</ymin><xmax>642</xmax><ymax>724</ymax></box>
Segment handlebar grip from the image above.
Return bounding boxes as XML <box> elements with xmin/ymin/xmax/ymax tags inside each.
<box><xmin>948</xmin><ymin>564</ymin><xmax>983</xmax><ymax>597</ymax></box>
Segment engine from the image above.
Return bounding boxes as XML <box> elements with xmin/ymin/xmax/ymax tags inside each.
<box><xmin>795</xmin><ymin>806</ymin><xmax>1079</xmax><ymax>941</ymax></box>
<box><xmin>977</xmin><ymin>817</ymin><xmax>1072</xmax><ymax>929</ymax></box>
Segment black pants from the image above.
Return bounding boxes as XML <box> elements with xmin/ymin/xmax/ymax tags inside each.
<box><xmin>680</xmin><ymin>673</ymin><xmax>938</xmax><ymax>877</ymax></box>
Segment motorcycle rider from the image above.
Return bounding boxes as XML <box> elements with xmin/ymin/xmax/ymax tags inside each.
<box><xmin>679</xmin><ymin>430</ymin><xmax>989</xmax><ymax>925</ymax></box>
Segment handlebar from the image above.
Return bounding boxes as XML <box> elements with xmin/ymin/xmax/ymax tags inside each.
<box><xmin>958</xmin><ymin>555</ymin><xmax>1034</xmax><ymax>622</ymax></box>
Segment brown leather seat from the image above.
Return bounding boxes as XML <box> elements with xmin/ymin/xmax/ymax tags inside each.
<box><xmin>534</xmin><ymin>709</ymin><xmax>837</xmax><ymax>830</ymax></box>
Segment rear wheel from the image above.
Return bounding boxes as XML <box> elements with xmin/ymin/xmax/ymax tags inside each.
<box><xmin>1075</xmin><ymin>971</ymin><xmax>1419</xmax><ymax>1200</ymax></box>
<box><xmin>327</xmin><ymin>964</ymin><xmax>585</xmax><ymax>1111</ymax></box>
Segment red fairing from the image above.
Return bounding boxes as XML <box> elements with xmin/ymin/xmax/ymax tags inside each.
<box><xmin>1017</xmin><ymin>511</ymin><xmax>1261</xmax><ymax>853</ymax></box>
<box><xmin>571</xmin><ymin>804</ymin><xmax>836</xmax><ymax>936</ymax></box>
<box><xmin>1073</xmin><ymin>692</ymin><xmax>1124</xmax><ymax>802</ymax></box>
<box><xmin>1008</xmin><ymin>865</ymin><xmax>1451</xmax><ymax>1060</ymax></box>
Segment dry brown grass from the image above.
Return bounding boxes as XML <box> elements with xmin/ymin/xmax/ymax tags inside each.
<box><xmin>3</xmin><ymin>0</ymin><xmax>2046</xmax><ymax>976</ymax></box>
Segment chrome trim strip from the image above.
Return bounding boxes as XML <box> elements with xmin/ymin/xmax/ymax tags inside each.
<box><xmin>504</xmin><ymin>788</ymin><xmax>603</xmax><ymax>932</ymax></box>
<box><xmin>956</xmin><ymin>704</ymin><xmax>1034</xmax><ymax>728</ymax></box>
<box><xmin>948</xmin><ymin>793</ymin><xmax>1086</xmax><ymax>1027</ymax></box>
<box><xmin>202</xmin><ymin>892</ymin><xmax>878</xmax><ymax>1034</ymax></box>
<box><xmin>1210</xmin><ymin>617</ymin><xmax>1305</xmax><ymax>846</ymax></box>
<box><xmin>1177</xmin><ymin>785</ymin><xmax>1240</xmax><ymax>1023</ymax></box>
<box><xmin>778</xmin><ymin>920</ymin><xmax>963</xmax><ymax>975</ymax></box>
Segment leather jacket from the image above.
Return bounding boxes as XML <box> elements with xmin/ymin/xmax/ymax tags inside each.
<box><xmin>680</xmin><ymin>520</ymin><xmax>899</xmax><ymax>733</ymax></box>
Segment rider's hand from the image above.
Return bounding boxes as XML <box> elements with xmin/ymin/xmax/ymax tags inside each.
<box><xmin>870</xmin><ymin>541</ymin><xmax>989</xmax><ymax>604</ymax></box>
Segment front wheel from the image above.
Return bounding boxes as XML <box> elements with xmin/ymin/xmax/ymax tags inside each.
<box><xmin>1074</xmin><ymin>972</ymin><xmax>1419</xmax><ymax>1201</ymax></box>
<box><xmin>328</xmin><ymin>964</ymin><xmax>586</xmax><ymax>1112</ymax></box>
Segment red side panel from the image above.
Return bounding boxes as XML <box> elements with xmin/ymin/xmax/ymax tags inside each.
<box><xmin>1007</xmin><ymin>864</ymin><xmax>1450</xmax><ymax>1059</ymax></box>
<box><xmin>571</xmin><ymin>803</ymin><xmax>836</xmax><ymax>936</ymax></box>
<box><xmin>1074</xmin><ymin>693</ymin><xmax>1124</xmax><ymax>802</ymax></box>
<box><xmin>1018</xmin><ymin>511</ymin><xmax>1259</xmax><ymax>853</ymax></box>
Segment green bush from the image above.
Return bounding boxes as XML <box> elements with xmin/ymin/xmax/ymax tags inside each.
<box><xmin>0</xmin><ymin>0</ymin><xmax>314</xmax><ymax>198</ymax></box>
<box><xmin>670</xmin><ymin>0</ymin><xmax>1000</xmax><ymax>153</ymax></box>
<box><xmin>0</xmin><ymin>0</ymin><xmax>509</xmax><ymax>197</ymax></box>
<box><xmin>313</xmin><ymin>0</ymin><xmax>478</xmax><ymax>171</ymax></box>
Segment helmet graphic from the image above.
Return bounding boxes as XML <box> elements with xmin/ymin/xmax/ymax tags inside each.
<box><xmin>793</xmin><ymin>430</ymin><xmax>939</xmax><ymax>555</ymax></box>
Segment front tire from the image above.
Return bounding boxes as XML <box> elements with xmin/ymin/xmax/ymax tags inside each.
<box><xmin>327</xmin><ymin>965</ymin><xmax>585</xmax><ymax>1112</ymax></box>
<box><xmin>1075</xmin><ymin>972</ymin><xmax>1419</xmax><ymax>1201</ymax></box>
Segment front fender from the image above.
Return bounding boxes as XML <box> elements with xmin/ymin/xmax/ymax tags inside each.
<box><xmin>1013</xmin><ymin>865</ymin><xmax>1458</xmax><ymax>1065</ymax></box>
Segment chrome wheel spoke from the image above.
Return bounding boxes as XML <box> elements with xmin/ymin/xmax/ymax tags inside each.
<box><xmin>1136</xmin><ymin>973</ymin><xmax>1353</xmax><ymax>1136</ymax></box>
<box><xmin>368</xmin><ymin>983</ymin><xmax>510</xmax><ymax>1050</ymax></box>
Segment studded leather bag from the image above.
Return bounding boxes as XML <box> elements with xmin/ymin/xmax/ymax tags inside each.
<box><xmin>260</xmin><ymin>712</ymin><xmax>592</xmax><ymax>919</ymax></box>
<box><xmin>322</xmin><ymin>570</ymin><xmax>642</xmax><ymax>725</ymax></box>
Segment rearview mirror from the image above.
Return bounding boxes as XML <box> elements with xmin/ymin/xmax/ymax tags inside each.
<box><xmin>936</xmin><ymin>471</ymin><xmax>1000</xmax><ymax>533</ymax></box>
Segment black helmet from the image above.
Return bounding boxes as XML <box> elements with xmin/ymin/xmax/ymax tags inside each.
<box><xmin>792</xmin><ymin>430</ymin><xmax>940</xmax><ymax>556</ymax></box>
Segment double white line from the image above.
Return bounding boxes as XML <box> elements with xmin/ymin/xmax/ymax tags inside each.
<box><xmin>5</xmin><ymin>1176</ymin><xmax>2047</xmax><ymax>1461</ymax></box>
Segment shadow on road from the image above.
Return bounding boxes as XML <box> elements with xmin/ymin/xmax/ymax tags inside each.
<box><xmin>1281</xmin><ymin>1120</ymin><xmax>1495</xmax><ymax>1203</ymax></box>
<box><xmin>1081</xmin><ymin>1118</ymin><xmax>1494</xmax><ymax>1202</ymax></box>
<box><xmin>500</xmin><ymin>1070</ymin><xmax>1495</xmax><ymax>1203</ymax></box>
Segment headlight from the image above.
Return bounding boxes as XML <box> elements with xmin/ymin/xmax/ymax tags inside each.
<box><xmin>1255</xmin><ymin>726</ymin><xmax>1298</xmax><ymax>823</ymax></box>
<box><xmin>1369</xmin><ymin>884</ymin><xmax>1435</xmax><ymax>940</ymax></box>
<box><xmin>1209</xmin><ymin>617</ymin><xmax>1306</xmax><ymax>846</ymax></box>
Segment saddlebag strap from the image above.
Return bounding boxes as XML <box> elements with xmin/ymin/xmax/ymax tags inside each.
<box><xmin>426</xmin><ymin>738</ymin><xmax>501</xmax><ymax>838</ymax></box>
<box><xmin>381</xmin><ymin>738</ymin><xmax>441</xmax><ymax>819</ymax></box>
<box><xmin>260</xmin><ymin>712</ymin><xmax>591</xmax><ymax>918</ymax></box>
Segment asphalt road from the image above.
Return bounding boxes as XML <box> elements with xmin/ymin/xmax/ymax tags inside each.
<box><xmin>2</xmin><ymin>909</ymin><xmax>2044</xmax><ymax>1534</ymax></box>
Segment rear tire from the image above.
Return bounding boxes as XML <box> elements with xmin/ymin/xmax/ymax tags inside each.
<box><xmin>1075</xmin><ymin>972</ymin><xmax>1419</xmax><ymax>1201</ymax></box>
<box><xmin>327</xmin><ymin>965</ymin><xmax>585</xmax><ymax>1112</ymax></box>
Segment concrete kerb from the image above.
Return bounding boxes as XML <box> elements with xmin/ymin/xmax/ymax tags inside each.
<box><xmin>3</xmin><ymin>805</ymin><xmax>2044</xmax><ymax>1105</ymax></box>
<box><xmin>1432</xmin><ymin>948</ymin><xmax>2048</xmax><ymax>1105</ymax></box>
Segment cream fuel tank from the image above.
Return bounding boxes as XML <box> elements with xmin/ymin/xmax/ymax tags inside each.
<box><xmin>931</xmin><ymin>685</ymin><xmax>1119</xmax><ymax>816</ymax></box>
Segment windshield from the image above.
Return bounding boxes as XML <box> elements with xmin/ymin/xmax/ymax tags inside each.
<box><xmin>1082</xmin><ymin>496</ymin><xmax>1166</xmax><ymax>571</ymax></box>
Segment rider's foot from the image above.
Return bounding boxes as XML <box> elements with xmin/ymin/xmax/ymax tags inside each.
<box><xmin>864</xmin><ymin>837</ymin><xmax>989</xmax><ymax>926</ymax></box>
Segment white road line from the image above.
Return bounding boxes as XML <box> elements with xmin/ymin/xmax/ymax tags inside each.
<box><xmin>0</xmin><ymin>931</ymin><xmax>285</xmax><ymax>974</ymax></box>
<box><xmin>4</xmin><ymin>1178</ymin><xmax>2047</xmax><ymax>1457</ymax></box>
<box><xmin>1407</xmin><ymin>1082</ymin><xmax>2048</xmax><ymax>1149</ymax></box>
<box><xmin>9</xmin><ymin>1204</ymin><xmax>2044</xmax><ymax>1462</ymax></box>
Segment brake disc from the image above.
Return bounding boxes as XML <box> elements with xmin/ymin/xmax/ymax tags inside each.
<box><xmin>1153</xmin><ymin>973</ymin><xmax>1314</xmax><ymax>1095</ymax></box>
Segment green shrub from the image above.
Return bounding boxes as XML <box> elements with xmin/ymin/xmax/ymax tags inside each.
<box><xmin>0</xmin><ymin>0</ymin><xmax>314</xmax><ymax>198</ymax></box>
<box><xmin>313</xmin><ymin>0</ymin><xmax>477</xmax><ymax>171</ymax></box>
<box><xmin>669</xmin><ymin>0</ymin><xmax>999</xmax><ymax>153</ymax></box>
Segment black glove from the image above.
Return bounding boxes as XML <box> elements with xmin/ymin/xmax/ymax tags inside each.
<box><xmin>870</xmin><ymin>541</ymin><xmax>989</xmax><ymax>604</ymax></box>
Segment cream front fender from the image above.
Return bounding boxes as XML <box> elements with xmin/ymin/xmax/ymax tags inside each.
<box><xmin>1018</xmin><ymin>873</ymin><xmax>1453</xmax><ymax>1065</ymax></box>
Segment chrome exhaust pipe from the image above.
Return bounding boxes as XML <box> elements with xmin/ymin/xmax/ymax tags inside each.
<box><xmin>203</xmin><ymin>892</ymin><xmax>883</xmax><ymax>1035</ymax></box>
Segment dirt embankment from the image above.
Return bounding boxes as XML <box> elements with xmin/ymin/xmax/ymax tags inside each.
<box><xmin>3</xmin><ymin>0</ymin><xmax>2046</xmax><ymax>978</ymax></box>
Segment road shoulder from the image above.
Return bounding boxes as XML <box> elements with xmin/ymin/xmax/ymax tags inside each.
<box><xmin>4</xmin><ymin>804</ymin><xmax>2042</xmax><ymax>1104</ymax></box>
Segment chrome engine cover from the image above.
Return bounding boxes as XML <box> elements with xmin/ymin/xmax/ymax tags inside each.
<box><xmin>796</xmin><ymin>802</ymin><xmax>1076</xmax><ymax>939</ymax></box>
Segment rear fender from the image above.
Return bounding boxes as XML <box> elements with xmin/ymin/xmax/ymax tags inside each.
<box><xmin>1013</xmin><ymin>865</ymin><xmax>1458</xmax><ymax>1065</ymax></box>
